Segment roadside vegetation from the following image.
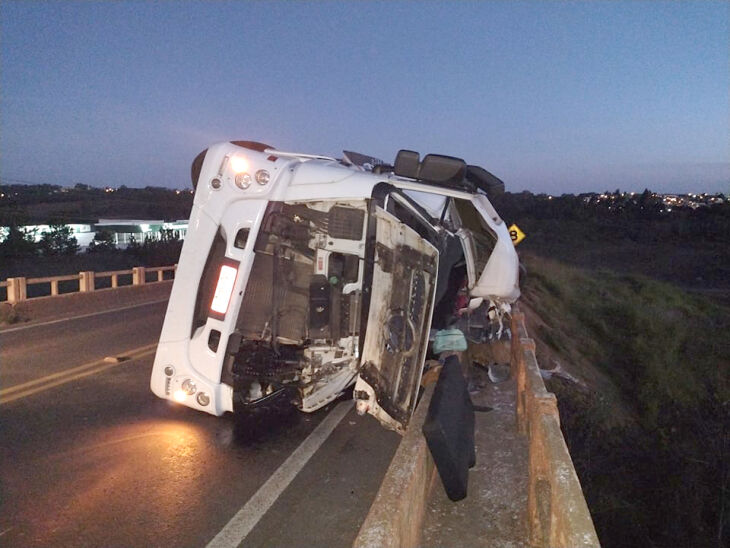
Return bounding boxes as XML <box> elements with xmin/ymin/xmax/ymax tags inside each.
<box><xmin>0</xmin><ymin>231</ymin><xmax>182</xmax><ymax>282</ymax></box>
<box><xmin>498</xmin><ymin>190</ymin><xmax>729</xmax><ymax>547</ymax></box>
<box><xmin>520</xmin><ymin>254</ymin><xmax>728</xmax><ymax>547</ymax></box>
<box><xmin>0</xmin><ymin>184</ymin><xmax>189</xmax><ymax>293</ymax></box>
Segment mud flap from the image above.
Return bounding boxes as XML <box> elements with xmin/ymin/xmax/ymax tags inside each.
<box><xmin>422</xmin><ymin>355</ymin><xmax>476</xmax><ymax>501</ymax></box>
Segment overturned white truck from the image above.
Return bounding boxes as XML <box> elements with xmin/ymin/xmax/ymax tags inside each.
<box><xmin>150</xmin><ymin>141</ymin><xmax>520</xmax><ymax>432</ymax></box>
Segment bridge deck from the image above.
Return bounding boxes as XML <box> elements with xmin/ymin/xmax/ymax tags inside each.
<box><xmin>422</xmin><ymin>343</ymin><xmax>529</xmax><ymax>547</ymax></box>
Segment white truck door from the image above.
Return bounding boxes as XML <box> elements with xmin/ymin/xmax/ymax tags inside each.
<box><xmin>353</xmin><ymin>206</ymin><xmax>439</xmax><ymax>433</ymax></box>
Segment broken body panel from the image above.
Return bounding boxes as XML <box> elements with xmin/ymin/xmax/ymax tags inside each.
<box><xmin>151</xmin><ymin>141</ymin><xmax>519</xmax><ymax>432</ymax></box>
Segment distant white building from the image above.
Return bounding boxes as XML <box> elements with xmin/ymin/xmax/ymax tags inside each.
<box><xmin>94</xmin><ymin>219</ymin><xmax>188</xmax><ymax>248</ymax></box>
<box><xmin>0</xmin><ymin>220</ymin><xmax>189</xmax><ymax>250</ymax></box>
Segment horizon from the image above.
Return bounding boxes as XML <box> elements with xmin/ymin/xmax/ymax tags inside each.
<box><xmin>1</xmin><ymin>1</ymin><xmax>728</xmax><ymax>195</ymax></box>
<box><xmin>1</xmin><ymin>179</ymin><xmax>726</xmax><ymax>199</ymax></box>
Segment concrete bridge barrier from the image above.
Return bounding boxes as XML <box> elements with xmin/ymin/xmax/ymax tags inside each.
<box><xmin>353</xmin><ymin>383</ymin><xmax>437</xmax><ymax>548</ymax></box>
<box><xmin>355</xmin><ymin>310</ymin><xmax>600</xmax><ymax>548</ymax></box>
<box><xmin>512</xmin><ymin>310</ymin><xmax>600</xmax><ymax>548</ymax></box>
<box><xmin>1</xmin><ymin>264</ymin><xmax>176</xmax><ymax>304</ymax></box>
<box><xmin>1</xmin><ymin>265</ymin><xmax>176</xmax><ymax>325</ymax></box>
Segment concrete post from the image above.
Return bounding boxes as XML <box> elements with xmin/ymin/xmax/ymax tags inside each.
<box><xmin>7</xmin><ymin>277</ymin><xmax>27</xmax><ymax>304</ymax></box>
<box><xmin>79</xmin><ymin>271</ymin><xmax>95</xmax><ymax>292</ymax></box>
<box><xmin>133</xmin><ymin>267</ymin><xmax>146</xmax><ymax>285</ymax></box>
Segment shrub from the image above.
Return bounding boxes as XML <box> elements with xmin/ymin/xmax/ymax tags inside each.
<box><xmin>38</xmin><ymin>223</ymin><xmax>79</xmax><ymax>256</ymax></box>
<box><xmin>0</xmin><ymin>225</ymin><xmax>37</xmax><ymax>260</ymax></box>
<box><xmin>86</xmin><ymin>230</ymin><xmax>117</xmax><ymax>253</ymax></box>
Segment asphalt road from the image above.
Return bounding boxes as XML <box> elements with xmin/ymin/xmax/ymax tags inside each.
<box><xmin>0</xmin><ymin>301</ymin><xmax>400</xmax><ymax>547</ymax></box>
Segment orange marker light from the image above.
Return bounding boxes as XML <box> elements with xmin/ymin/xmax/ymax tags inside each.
<box><xmin>211</xmin><ymin>265</ymin><xmax>238</xmax><ymax>315</ymax></box>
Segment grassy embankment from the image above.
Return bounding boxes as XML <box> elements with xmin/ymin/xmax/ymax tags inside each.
<box><xmin>520</xmin><ymin>252</ymin><xmax>728</xmax><ymax>547</ymax></box>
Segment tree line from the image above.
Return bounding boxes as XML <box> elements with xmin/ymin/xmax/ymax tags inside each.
<box><xmin>0</xmin><ymin>224</ymin><xmax>183</xmax><ymax>280</ymax></box>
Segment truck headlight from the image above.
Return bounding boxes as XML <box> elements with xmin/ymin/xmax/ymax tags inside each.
<box><xmin>255</xmin><ymin>169</ymin><xmax>270</xmax><ymax>185</ymax></box>
<box><xmin>235</xmin><ymin>173</ymin><xmax>251</xmax><ymax>189</ymax></box>
<box><xmin>181</xmin><ymin>378</ymin><xmax>197</xmax><ymax>395</ymax></box>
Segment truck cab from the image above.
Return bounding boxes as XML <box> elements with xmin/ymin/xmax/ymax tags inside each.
<box><xmin>151</xmin><ymin>141</ymin><xmax>519</xmax><ymax>432</ymax></box>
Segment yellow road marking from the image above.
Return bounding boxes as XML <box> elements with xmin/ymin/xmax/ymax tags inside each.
<box><xmin>0</xmin><ymin>343</ymin><xmax>157</xmax><ymax>405</ymax></box>
<box><xmin>0</xmin><ymin>342</ymin><xmax>157</xmax><ymax>395</ymax></box>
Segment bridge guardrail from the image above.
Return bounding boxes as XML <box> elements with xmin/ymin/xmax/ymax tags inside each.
<box><xmin>511</xmin><ymin>309</ymin><xmax>600</xmax><ymax>547</ymax></box>
<box><xmin>2</xmin><ymin>265</ymin><xmax>177</xmax><ymax>304</ymax></box>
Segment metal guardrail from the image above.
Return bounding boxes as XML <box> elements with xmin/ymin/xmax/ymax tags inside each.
<box><xmin>2</xmin><ymin>265</ymin><xmax>176</xmax><ymax>304</ymax></box>
<box><xmin>511</xmin><ymin>310</ymin><xmax>600</xmax><ymax>547</ymax></box>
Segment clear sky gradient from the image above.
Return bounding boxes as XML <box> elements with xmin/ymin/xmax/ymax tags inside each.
<box><xmin>1</xmin><ymin>1</ymin><xmax>728</xmax><ymax>194</ymax></box>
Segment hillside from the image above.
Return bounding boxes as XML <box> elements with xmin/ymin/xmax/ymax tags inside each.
<box><xmin>520</xmin><ymin>253</ymin><xmax>728</xmax><ymax>547</ymax></box>
<box><xmin>498</xmin><ymin>192</ymin><xmax>729</xmax><ymax>547</ymax></box>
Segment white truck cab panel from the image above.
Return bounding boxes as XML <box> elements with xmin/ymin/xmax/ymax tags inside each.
<box><xmin>151</xmin><ymin>141</ymin><xmax>520</xmax><ymax>431</ymax></box>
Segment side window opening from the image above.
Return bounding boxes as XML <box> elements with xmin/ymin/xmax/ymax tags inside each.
<box><xmin>454</xmin><ymin>199</ymin><xmax>497</xmax><ymax>275</ymax></box>
<box><xmin>385</xmin><ymin>194</ymin><xmax>435</xmax><ymax>241</ymax></box>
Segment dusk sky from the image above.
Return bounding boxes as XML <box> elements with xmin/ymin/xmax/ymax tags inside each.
<box><xmin>1</xmin><ymin>1</ymin><xmax>728</xmax><ymax>195</ymax></box>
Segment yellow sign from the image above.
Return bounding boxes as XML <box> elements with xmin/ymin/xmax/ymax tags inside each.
<box><xmin>508</xmin><ymin>224</ymin><xmax>526</xmax><ymax>246</ymax></box>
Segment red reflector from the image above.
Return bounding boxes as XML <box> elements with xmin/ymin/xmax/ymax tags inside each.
<box><xmin>210</xmin><ymin>265</ymin><xmax>238</xmax><ymax>315</ymax></box>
